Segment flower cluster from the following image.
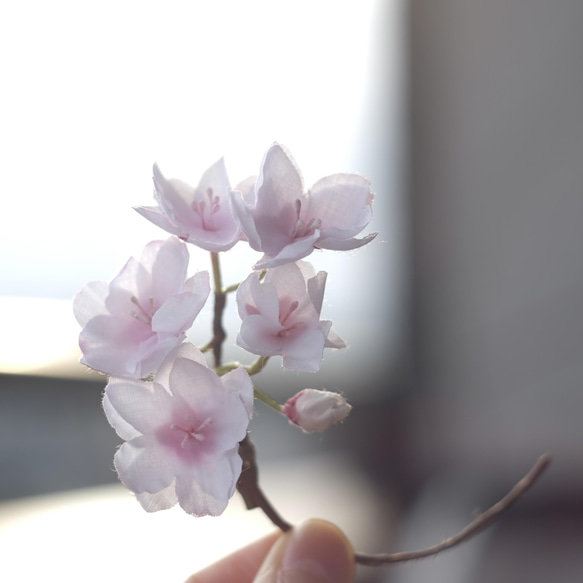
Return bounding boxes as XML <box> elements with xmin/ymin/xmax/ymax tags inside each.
<box><xmin>74</xmin><ymin>142</ymin><xmax>375</xmax><ymax>516</ymax></box>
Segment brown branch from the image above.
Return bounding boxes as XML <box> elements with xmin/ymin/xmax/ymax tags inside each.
<box><xmin>236</xmin><ymin>443</ymin><xmax>550</xmax><ymax>567</ymax></box>
<box><xmin>355</xmin><ymin>453</ymin><xmax>551</xmax><ymax>566</ymax></box>
<box><xmin>212</xmin><ymin>290</ymin><xmax>226</xmax><ymax>368</ymax></box>
<box><xmin>236</xmin><ymin>436</ymin><xmax>292</xmax><ymax>532</ymax></box>
<box><xmin>209</xmin><ymin>252</ymin><xmax>227</xmax><ymax>368</ymax></box>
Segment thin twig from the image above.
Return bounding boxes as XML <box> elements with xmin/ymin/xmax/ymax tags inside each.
<box><xmin>355</xmin><ymin>453</ymin><xmax>551</xmax><ymax>566</ymax></box>
<box><xmin>236</xmin><ymin>436</ymin><xmax>292</xmax><ymax>532</ymax></box>
<box><xmin>210</xmin><ymin>252</ymin><xmax>226</xmax><ymax>368</ymax></box>
<box><xmin>236</xmin><ymin>444</ymin><xmax>550</xmax><ymax>566</ymax></box>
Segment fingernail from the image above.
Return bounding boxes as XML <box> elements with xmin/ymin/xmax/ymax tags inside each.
<box><xmin>254</xmin><ymin>519</ymin><xmax>354</xmax><ymax>583</ymax></box>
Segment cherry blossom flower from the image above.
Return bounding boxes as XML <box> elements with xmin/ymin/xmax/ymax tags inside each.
<box><xmin>282</xmin><ymin>388</ymin><xmax>352</xmax><ymax>433</ymax></box>
<box><xmin>135</xmin><ymin>158</ymin><xmax>240</xmax><ymax>252</ymax></box>
<box><xmin>235</xmin><ymin>261</ymin><xmax>345</xmax><ymax>372</ymax></box>
<box><xmin>103</xmin><ymin>343</ymin><xmax>253</xmax><ymax>516</ymax></box>
<box><xmin>73</xmin><ymin>237</ymin><xmax>209</xmax><ymax>379</ymax></box>
<box><xmin>230</xmin><ymin>143</ymin><xmax>377</xmax><ymax>269</ymax></box>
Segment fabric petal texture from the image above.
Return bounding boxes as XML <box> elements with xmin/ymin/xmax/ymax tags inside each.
<box><xmin>282</xmin><ymin>388</ymin><xmax>352</xmax><ymax>433</ymax></box>
<box><xmin>73</xmin><ymin>237</ymin><xmax>210</xmax><ymax>379</ymax></box>
<box><xmin>103</xmin><ymin>344</ymin><xmax>253</xmax><ymax>517</ymax></box>
<box><xmin>235</xmin><ymin>261</ymin><xmax>344</xmax><ymax>372</ymax></box>
<box><xmin>135</xmin><ymin>159</ymin><xmax>241</xmax><ymax>252</ymax></box>
<box><xmin>230</xmin><ymin>142</ymin><xmax>376</xmax><ymax>269</ymax></box>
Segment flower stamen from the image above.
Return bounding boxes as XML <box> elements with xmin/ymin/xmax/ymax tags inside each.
<box><xmin>171</xmin><ymin>416</ymin><xmax>213</xmax><ymax>448</ymax></box>
<box><xmin>192</xmin><ymin>188</ymin><xmax>221</xmax><ymax>231</ymax></box>
<box><xmin>130</xmin><ymin>296</ymin><xmax>153</xmax><ymax>323</ymax></box>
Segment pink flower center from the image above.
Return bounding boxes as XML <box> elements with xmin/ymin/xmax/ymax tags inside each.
<box><xmin>293</xmin><ymin>199</ymin><xmax>321</xmax><ymax>239</ymax></box>
<box><xmin>277</xmin><ymin>300</ymin><xmax>303</xmax><ymax>338</ymax></box>
<box><xmin>130</xmin><ymin>296</ymin><xmax>154</xmax><ymax>324</ymax></box>
<box><xmin>171</xmin><ymin>416</ymin><xmax>213</xmax><ymax>448</ymax></box>
<box><xmin>192</xmin><ymin>187</ymin><xmax>221</xmax><ymax>231</ymax></box>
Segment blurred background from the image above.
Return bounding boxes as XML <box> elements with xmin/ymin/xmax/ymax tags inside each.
<box><xmin>0</xmin><ymin>1</ymin><xmax>582</xmax><ymax>582</ymax></box>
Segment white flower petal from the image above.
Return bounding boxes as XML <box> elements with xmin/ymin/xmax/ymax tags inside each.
<box><xmin>221</xmin><ymin>367</ymin><xmax>254</xmax><ymax>418</ymax></box>
<box><xmin>152</xmin><ymin>163</ymin><xmax>193</xmax><ymax>220</ymax></box>
<box><xmin>73</xmin><ymin>281</ymin><xmax>109</xmax><ymax>327</ymax></box>
<box><xmin>102</xmin><ymin>390</ymin><xmax>141</xmax><ymax>442</ymax></box>
<box><xmin>282</xmin><ymin>323</ymin><xmax>330</xmax><ymax>372</ymax></box>
<box><xmin>317</xmin><ymin>231</ymin><xmax>378</xmax><ymax>251</ymax></box>
<box><xmin>136</xmin><ymin>481</ymin><xmax>178</xmax><ymax>512</ymax></box>
<box><xmin>309</xmin><ymin>173</ymin><xmax>373</xmax><ymax>234</ymax></box>
<box><xmin>255</xmin><ymin>143</ymin><xmax>304</xmax><ymax>216</ymax></box>
<box><xmin>114</xmin><ymin>438</ymin><xmax>176</xmax><ymax>494</ymax></box>
<box><xmin>175</xmin><ymin>448</ymin><xmax>242</xmax><ymax>516</ymax></box>
<box><xmin>105</xmin><ymin>378</ymin><xmax>172</xmax><ymax>435</ymax></box>
<box><xmin>133</xmin><ymin>206</ymin><xmax>183</xmax><ymax>238</ymax></box>
<box><xmin>236</xmin><ymin>315</ymin><xmax>284</xmax><ymax>356</ymax></box>
<box><xmin>152</xmin><ymin>292</ymin><xmax>204</xmax><ymax>335</ymax></box>
<box><xmin>230</xmin><ymin>190</ymin><xmax>263</xmax><ymax>250</ymax></box>
<box><xmin>150</xmin><ymin>237</ymin><xmax>189</xmax><ymax>304</ymax></box>
<box><xmin>324</xmin><ymin>323</ymin><xmax>347</xmax><ymax>349</ymax></box>
<box><xmin>306</xmin><ymin>270</ymin><xmax>327</xmax><ymax>315</ymax></box>
<box><xmin>253</xmin><ymin>231</ymin><xmax>320</xmax><ymax>270</ymax></box>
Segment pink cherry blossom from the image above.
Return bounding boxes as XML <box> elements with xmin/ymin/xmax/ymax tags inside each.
<box><xmin>103</xmin><ymin>343</ymin><xmax>253</xmax><ymax>516</ymax></box>
<box><xmin>235</xmin><ymin>261</ymin><xmax>345</xmax><ymax>372</ymax></box>
<box><xmin>73</xmin><ymin>237</ymin><xmax>210</xmax><ymax>379</ymax></box>
<box><xmin>282</xmin><ymin>388</ymin><xmax>352</xmax><ymax>433</ymax></box>
<box><xmin>135</xmin><ymin>158</ymin><xmax>240</xmax><ymax>252</ymax></box>
<box><xmin>230</xmin><ymin>143</ymin><xmax>377</xmax><ymax>269</ymax></box>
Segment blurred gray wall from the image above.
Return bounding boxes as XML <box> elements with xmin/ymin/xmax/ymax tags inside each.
<box><xmin>394</xmin><ymin>1</ymin><xmax>583</xmax><ymax>581</ymax></box>
<box><xmin>409</xmin><ymin>0</ymin><xmax>583</xmax><ymax>480</ymax></box>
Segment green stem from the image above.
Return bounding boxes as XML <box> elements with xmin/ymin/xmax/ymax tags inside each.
<box><xmin>254</xmin><ymin>386</ymin><xmax>283</xmax><ymax>412</ymax></box>
<box><xmin>245</xmin><ymin>355</ymin><xmax>270</xmax><ymax>376</ymax></box>
<box><xmin>223</xmin><ymin>282</ymin><xmax>240</xmax><ymax>294</ymax></box>
<box><xmin>199</xmin><ymin>339</ymin><xmax>214</xmax><ymax>353</ymax></box>
<box><xmin>215</xmin><ymin>362</ymin><xmax>241</xmax><ymax>376</ymax></box>
<box><xmin>210</xmin><ymin>251</ymin><xmax>223</xmax><ymax>292</ymax></box>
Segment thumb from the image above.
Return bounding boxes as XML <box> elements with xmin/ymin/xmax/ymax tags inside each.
<box><xmin>252</xmin><ymin>519</ymin><xmax>355</xmax><ymax>583</ymax></box>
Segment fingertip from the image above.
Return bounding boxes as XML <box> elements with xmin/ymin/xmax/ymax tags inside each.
<box><xmin>254</xmin><ymin>519</ymin><xmax>355</xmax><ymax>583</ymax></box>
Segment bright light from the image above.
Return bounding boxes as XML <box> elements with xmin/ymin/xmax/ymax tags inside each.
<box><xmin>0</xmin><ymin>0</ymin><xmax>401</xmax><ymax>375</ymax></box>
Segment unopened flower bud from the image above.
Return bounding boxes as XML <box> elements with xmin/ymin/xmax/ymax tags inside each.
<box><xmin>282</xmin><ymin>389</ymin><xmax>352</xmax><ymax>433</ymax></box>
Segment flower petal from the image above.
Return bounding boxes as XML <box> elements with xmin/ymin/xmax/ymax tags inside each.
<box><xmin>324</xmin><ymin>323</ymin><xmax>347</xmax><ymax>349</ymax></box>
<box><xmin>255</xmin><ymin>143</ymin><xmax>304</xmax><ymax>217</ymax></box>
<box><xmin>105</xmin><ymin>377</ymin><xmax>173</xmax><ymax>435</ymax></box>
<box><xmin>236</xmin><ymin>314</ymin><xmax>284</xmax><ymax>356</ymax></box>
<box><xmin>114</xmin><ymin>437</ymin><xmax>176</xmax><ymax>494</ymax></box>
<box><xmin>150</xmin><ymin>237</ymin><xmax>190</xmax><ymax>305</ymax></box>
<box><xmin>152</xmin><ymin>163</ymin><xmax>193</xmax><ymax>221</ymax></box>
<box><xmin>155</xmin><ymin>342</ymin><xmax>208</xmax><ymax>387</ymax></box>
<box><xmin>133</xmin><ymin>206</ymin><xmax>184</xmax><ymax>238</ymax></box>
<box><xmin>253</xmin><ymin>231</ymin><xmax>320</xmax><ymax>270</ymax></box>
<box><xmin>230</xmin><ymin>189</ymin><xmax>262</xmax><ymax>250</ymax></box>
<box><xmin>152</xmin><ymin>291</ymin><xmax>205</xmax><ymax>335</ymax></box>
<box><xmin>136</xmin><ymin>481</ymin><xmax>178</xmax><ymax>512</ymax></box>
<box><xmin>221</xmin><ymin>367</ymin><xmax>254</xmax><ymax>418</ymax></box>
<box><xmin>73</xmin><ymin>281</ymin><xmax>109</xmax><ymax>327</ymax></box>
<box><xmin>175</xmin><ymin>447</ymin><xmax>242</xmax><ymax>516</ymax></box>
<box><xmin>281</xmin><ymin>322</ymin><xmax>331</xmax><ymax>372</ymax></box>
<box><xmin>236</xmin><ymin>272</ymin><xmax>279</xmax><ymax>323</ymax></box>
<box><xmin>79</xmin><ymin>314</ymin><xmax>150</xmax><ymax>377</ymax></box>
<box><xmin>317</xmin><ymin>231</ymin><xmax>378</xmax><ymax>251</ymax></box>
<box><xmin>309</xmin><ymin>173</ymin><xmax>373</xmax><ymax>234</ymax></box>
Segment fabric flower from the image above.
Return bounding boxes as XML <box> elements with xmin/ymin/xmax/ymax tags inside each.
<box><xmin>230</xmin><ymin>143</ymin><xmax>377</xmax><ymax>269</ymax></box>
<box><xmin>235</xmin><ymin>261</ymin><xmax>345</xmax><ymax>372</ymax></box>
<box><xmin>135</xmin><ymin>158</ymin><xmax>240</xmax><ymax>252</ymax></box>
<box><xmin>282</xmin><ymin>388</ymin><xmax>352</xmax><ymax>433</ymax></box>
<box><xmin>73</xmin><ymin>236</ymin><xmax>209</xmax><ymax>379</ymax></box>
<box><xmin>103</xmin><ymin>343</ymin><xmax>253</xmax><ymax>516</ymax></box>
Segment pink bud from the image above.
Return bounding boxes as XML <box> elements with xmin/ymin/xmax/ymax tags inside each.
<box><xmin>282</xmin><ymin>389</ymin><xmax>352</xmax><ymax>433</ymax></box>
